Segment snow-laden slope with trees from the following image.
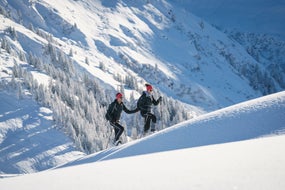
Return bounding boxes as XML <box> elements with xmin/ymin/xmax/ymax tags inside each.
<box><xmin>0</xmin><ymin>92</ymin><xmax>85</xmax><ymax>174</ymax></box>
<box><xmin>1</xmin><ymin>0</ymin><xmax>285</xmax><ymax>174</ymax></box>
<box><xmin>1</xmin><ymin>91</ymin><xmax>285</xmax><ymax>189</ymax></box>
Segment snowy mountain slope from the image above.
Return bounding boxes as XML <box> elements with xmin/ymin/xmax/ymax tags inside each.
<box><xmin>60</xmin><ymin>90</ymin><xmax>285</xmax><ymax>165</ymax></box>
<box><xmin>171</xmin><ymin>0</ymin><xmax>285</xmax><ymax>40</ymax></box>
<box><xmin>1</xmin><ymin>0</ymin><xmax>285</xmax><ymax>173</ymax></box>
<box><xmin>1</xmin><ymin>91</ymin><xmax>284</xmax><ymax>190</ymax></box>
<box><xmin>1</xmin><ymin>0</ymin><xmax>272</xmax><ymax>109</ymax></box>
<box><xmin>0</xmin><ymin>92</ymin><xmax>85</xmax><ymax>174</ymax></box>
<box><xmin>172</xmin><ymin>0</ymin><xmax>285</xmax><ymax>90</ymax></box>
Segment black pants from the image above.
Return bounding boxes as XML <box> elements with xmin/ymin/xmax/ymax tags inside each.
<box><xmin>142</xmin><ymin>112</ymin><xmax>156</xmax><ymax>132</ymax></box>
<box><xmin>110</xmin><ymin>122</ymin><xmax>124</xmax><ymax>142</ymax></box>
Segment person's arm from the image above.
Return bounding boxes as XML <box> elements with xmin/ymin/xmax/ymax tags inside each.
<box><xmin>152</xmin><ymin>96</ymin><xmax>162</xmax><ymax>106</ymax></box>
<box><xmin>123</xmin><ymin>103</ymin><xmax>139</xmax><ymax>114</ymax></box>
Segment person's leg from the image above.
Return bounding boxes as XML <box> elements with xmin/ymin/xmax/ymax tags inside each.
<box><xmin>149</xmin><ymin>113</ymin><xmax>157</xmax><ymax>132</ymax></box>
<box><xmin>110</xmin><ymin>122</ymin><xmax>124</xmax><ymax>142</ymax></box>
<box><xmin>144</xmin><ymin>113</ymin><xmax>157</xmax><ymax>132</ymax></box>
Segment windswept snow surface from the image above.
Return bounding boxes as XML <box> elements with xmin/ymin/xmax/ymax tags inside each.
<box><xmin>1</xmin><ymin>91</ymin><xmax>284</xmax><ymax>190</ymax></box>
<box><xmin>0</xmin><ymin>92</ymin><xmax>85</xmax><ymax>174</ymax></box>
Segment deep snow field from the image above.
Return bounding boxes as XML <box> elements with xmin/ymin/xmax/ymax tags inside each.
<box><xmin>1</xmin><ymin>91</ymin><xmax>284</xmax><ymax>190</ymax></box>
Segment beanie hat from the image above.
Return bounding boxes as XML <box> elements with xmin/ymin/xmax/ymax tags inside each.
<box><xmin>116</xmin><ymin>92</ymin><xmax>123</xmax><ymax>99</ymax></box>
<box><xmin>146</xmin><ymin>84</ymin><xmax>153</xmax><ymax>91</ymax></box>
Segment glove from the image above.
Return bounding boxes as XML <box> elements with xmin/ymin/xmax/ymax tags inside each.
<box><xmin>158</xmin><ymin>96</ymin><xmax>162</xmax><ymax>102</ymax></box>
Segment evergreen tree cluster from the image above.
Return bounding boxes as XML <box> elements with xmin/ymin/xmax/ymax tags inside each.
<box><xmin>7</xmin><ymin>57</ymin><xmax>110</xmax><ymax>153</ymax></box>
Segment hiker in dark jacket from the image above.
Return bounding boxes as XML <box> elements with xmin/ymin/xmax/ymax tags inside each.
<box><xmin>106</xmin><ymin>92</ymin><xmax>139</xmax><ymax>145</ymax></box>
<box><xmin>137</xmin><ymin>84</ymin><xmax>162</xmax><ymax>134</ymax></box>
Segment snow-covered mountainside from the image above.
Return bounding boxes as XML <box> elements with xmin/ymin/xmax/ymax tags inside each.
<box><xmin>0</xmin><ymin>0</ymin><xmax>285</xmax><ymax>173</ymax></box>
<box><xmin>0</xmin><ymin>91</ymin><xmax>85</xmax><ymax>174</ymax></box>
<box><xmin>1</xmin><ymin>91</ymin><xmax>285</xmax><ymax>189</ymax></box>
<box><xmin>2</xmin><ymin>0</ymin><xmax>284</xmax><ymax>108</ymax></box>
<box><xmin>171</xmin><ymin>0</ymin><xmax>285</xmax><ymax>40</ymax></box>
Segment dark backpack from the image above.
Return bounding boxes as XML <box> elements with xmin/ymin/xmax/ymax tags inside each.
<box><xmin>136</xmin><ymin>95</ymin><xmax>143</xmax><ymax>110</ymax></box>
<box><xmin>105</xmin><ymin>102</ymin><xmax>115</xmax><ymax>121</ymax></box>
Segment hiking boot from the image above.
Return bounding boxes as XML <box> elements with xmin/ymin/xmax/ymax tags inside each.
<box><xmin>113</xmin><ymin>140</ymin><xmax>122</xmax><ymax>146</ymax></box>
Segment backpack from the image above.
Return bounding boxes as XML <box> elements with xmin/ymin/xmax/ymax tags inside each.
<box><xmin>105</xmin><ymin>112</ymin><xmax>111</xmax><ymax>121</ymax></box>
<box><xmin>136</xmin><ymin>96</ymin><xmax>142</xmax><ymax>110</ymax></box>
<box><xmin>137</xmin><ymin>93</ymin><xmax>146</xmax><ymax>110</ymax></box>
<box><xmin>105</xmin><ymin>102</ymin><xmax>115</xmax><ymax>121</ymax></box>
